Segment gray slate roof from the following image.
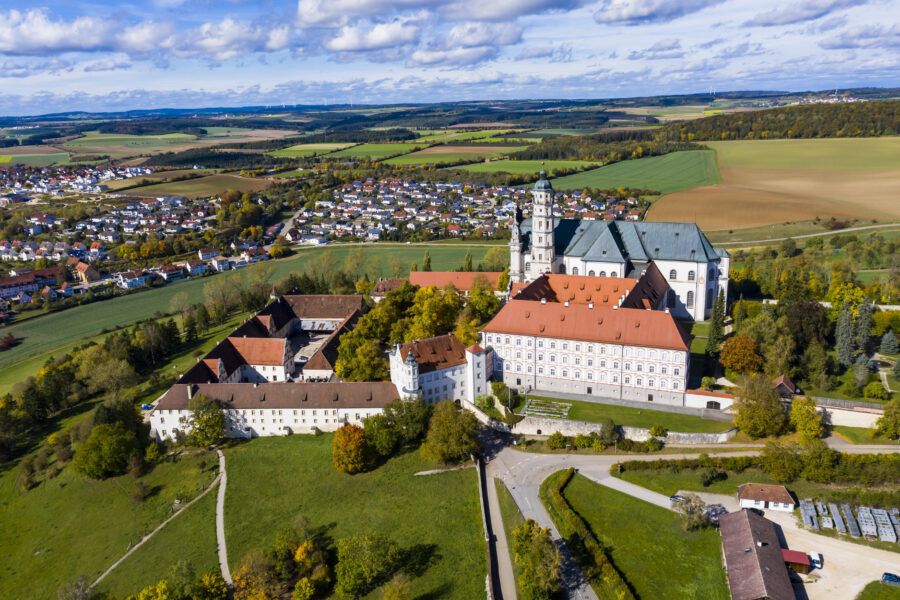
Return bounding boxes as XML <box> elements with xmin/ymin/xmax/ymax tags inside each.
<box><xmin>519</xmin><ymin>219</ymin><xmax>724</xmax><ymax>266</ymax></box>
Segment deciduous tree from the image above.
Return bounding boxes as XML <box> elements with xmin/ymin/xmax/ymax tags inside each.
<box><xmin>733</xmin><ymin>374</ymin><xmax>786</xmax><ymax>439</ymax></box>
<box><xmin>875</xmin><ymin>396</ymin><xmax>900</xmax><ymax>439</ymax></box>
<box><xmin>332</xmin><ymin>424</ymin><xmax>371</xmax><ymax>474</ymax></box>
<box><xmin>334</xmin><ymin>532</ymin><xmax>400</xmax><ymax>598</ymax></box>
<box><xmin>790</xmin><ymin>396</ymin><xmax>823</xmax><ymax>441</ymax></box>
<box><xmin>71</xmin><ymin>423</ymin><xmax>142</xmax><ymax>479</ymax></box>
<box><xmin>184</xmin><ymin>395</ymin><xmax>225</xmax><ymax>447</ymax></box>
<box><xmin>511</xmin><ymin>519</ymin><xmax>562</xmax><ymax>600</ymax></box>
<box><xmin>421</xmin><ymin>400</ymin><xmax>480</xmax><ymax>463</ymax></box>
<box><xmin>233</xmin><ymin>549</ymin><xmax>278</xmax><ymax>600</ymax></box>
<box><xmin>759</xmin><ymin>441</ymin><xmax>801</xmax><ymax>483</ymax></box>
<box><xmin>720</xmin><ymin>334</ymin><xmax>764</xmax><ymax>374</ymax></box>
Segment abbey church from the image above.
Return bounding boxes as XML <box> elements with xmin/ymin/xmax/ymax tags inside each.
<box><xmin>508</xmin><ymin>171</ymin><xmax>730</xmax><ymax>321</ymax></box>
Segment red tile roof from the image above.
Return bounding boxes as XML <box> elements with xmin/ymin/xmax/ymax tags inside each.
<box><xmin>399</xmin><ymin>334</ymin><xmax>468</xmax><ymax>374</ymax></box>
<box><xmin>226</xmin><ymin>337</ymin><xmax>288</xmax><ymax>366</ymax></box>
<box><xmin>737</xmin><ymin>484</ymin><xmax>795</xmax><ymax>506</ymax></box>
<box><xmin>512</xmin><ymin>273</ymin><xmax>637</xmax><ymax>307</ymax></box>
<box><xmin>781</xmin><ymin>549</ymin><xmax>809</xmax><ymax>565</ymax></box>
<box><xmin>482</xmin><ymin>300</ymin><xmax>691</xmax><ymax>351</ymax></box>
<box><xmin>157</xmin><ymin>382</ymin><xmax>400</xmax><ymax>411</ymax></box>
<box><xmin>409</xmin><ymin>271</ymin><xmax>502</xmax><ymax>292</ymax></box>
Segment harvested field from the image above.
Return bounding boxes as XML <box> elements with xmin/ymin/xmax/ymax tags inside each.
<box><xmin>456</xmin><ymin>159</ymin><xmax>599</xmax><ymax>174</ymax></box>
<box><xmin>0</xmin><ymin>144</ymin><xmax>67</xmax><ymax>155</ymax></box>
<box><xmin>102</xmin><ymin>169</ymin><xmax>218</xmax><ymax>191</ymax></box>
<box><xmin>648</xmin><ymin>138</ymin><xmax>900</xmax><ymax>231</ymax></box>
<box><xmin>118</xmin><ymin>174</ymin><xmax>270</xmax><ymax>198</ymax></box>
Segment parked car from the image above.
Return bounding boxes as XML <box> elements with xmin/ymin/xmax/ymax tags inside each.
<box><xmin>882</xmin><ymin>573</ymin><xmax>900</xmax><ymax>587</ymax></box>
<box><xmin>140</xmin><ymin>403</ymin><xmax>152</xmax><ymax>411</ymax></box>
<box><xmin>809</xmin><ymin>552</ymin><xmax>823</xmax><ymax>570</ymax></box>
<box><xmin>669</xmin><ymin>495</ymin><xmax>686</xmax><ymax>503</ymax></box>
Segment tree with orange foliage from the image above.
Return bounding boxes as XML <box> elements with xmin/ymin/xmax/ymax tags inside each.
<box><xmin>720</xmin><ymin>334</ymin><xmax>764</xmax><ymax>374</ymax></box>
<box><xmin>332</xmin><ymin>424</ymin><xmax>371</xmax><ymax>474</ymax></box>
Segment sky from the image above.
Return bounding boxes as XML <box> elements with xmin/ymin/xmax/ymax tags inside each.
<box><xmin>0</xmin><ymin>0</ymin><xmax>898</xmax><ymax>115</ymax></box>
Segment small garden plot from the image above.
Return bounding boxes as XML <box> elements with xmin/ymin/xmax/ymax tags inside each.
<box><xmin>524</xmin><ymin>398</ymin><xmax>572</xmax><ymax>419</ymax></box>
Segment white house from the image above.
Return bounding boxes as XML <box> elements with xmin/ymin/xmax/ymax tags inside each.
<box><xmin>508</xmin><ymin>171</ymin><xmax>729</xmax><ymax>320</ymax></box>
<box><xmin>180</xmin><ymin>336</ymin><xmax>294</xmax><ymax>384</ymax></box>
<box><xmin>390</xmin><ymin>334</ymin><xmax>490</xmax><ymax>404</ymax></box>
<box><xmin>737</xmin><ymin>483</ymin><xmax>796</xmax><ymax>512</ymax></box>
<box><xmin>150</xmin><ymin>381</ymin><xmax>400</xmax><ymax>440</ymax></box>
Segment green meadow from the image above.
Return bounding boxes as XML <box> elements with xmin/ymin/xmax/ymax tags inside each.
<box><xmin>552</xmin><ymin>150</ymin><xmax>721</xmax><ymax>194</ymax></box>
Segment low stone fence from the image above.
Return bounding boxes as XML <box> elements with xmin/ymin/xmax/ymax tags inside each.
<box><xmin>819</xmin><ymin>405</ymin><xmax>882</xmax><ymax>429</ymax></box>
<box><xmin>509</xmin><ymin>415</ymin><xmax>737</xmax><ymax>444</ymax></box>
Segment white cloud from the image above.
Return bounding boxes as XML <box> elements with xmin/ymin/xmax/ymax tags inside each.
<box><xmin>327</xmin><ymin>17</ymin><xmax>422</xmax><ymax>52</ymax></box>
<box><xmin>745</xmin><ymin>0</ymin><xmax>867</xmax><ymax>27</ymax></box>
<box><xmin>593</xmin><ymin>0</ymin><xmax>723</xmax><ymax>26</ymax></box>
<box><xmin>818</xmin><ymin>24</ymin><xmax>900</xmax><ymax>49</ymax></box>
<box><xmin>516</xmin><ymin>45</ymin><xmax>574</xmax><ymax>62</ymax></box>
<box><xmin>0</xmin><ymin>9</ymin><xmax>113</xmax><ymax>55</ymax></box>
<box><xmin>173</xmin><ymin>18</ymin><xmax>294</xmax><ymax>61</ymax></box>
<box><xmin>0</xmin><ymin>58</ymin><xmax>74</xmax><ymax>78</ymax></box>
<box><xmin>410</xmin><ymin>45</ymin><xmax>499</xmax><ymax>66</ymax></box>
<box><xmin>627</xmin><ymin>38</ymin><xmax>685</xmax><ymax>60</ymax></box>
<box><xmin>715</xmin><ymin>42</ymin><xmax>766</xmax><ymax>59</ymax></box>
<box><xmin>441</xmin><ymin>0</ymin><xmax>586</xmax><ymax>21</ymax></box>
<box><xmin>84</xmin><ymin>59</ymin><xmax>132</xmax><ymax>73</ymax></box>
<box><xmin>446</xmin><ymin>23</ymin><xmax>523</xmax><ymax>48</ymax></box>
<box><xmin>115</xmin><ymin>21</ymin><xmax>177</xmax><ymax>54</ymax></box>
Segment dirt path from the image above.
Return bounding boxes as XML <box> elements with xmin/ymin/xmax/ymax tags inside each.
<box><xmin>215</xmin><ymin>448</ymin><xmax>232</xmax><ymax>588</ymax></box>
<box><xmin>486</xmin><ymin>477</ymin><xmax>518</xmax><ymax>600</ymax></box>
<box><xmin>90</xmin><ymin>461</ymin><xmax>222</xmax><ymax>589</ymax></box>
<box><xmin>715</xmin><ymin>222</ymin><xmax>900</xmax><ymax>246</ymax></box>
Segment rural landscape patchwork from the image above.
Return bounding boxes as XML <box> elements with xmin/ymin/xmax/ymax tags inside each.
<box><xmin>2</xmin><ymin>2</ymin><xmax>900</xmax><ymax>600</ymax></box>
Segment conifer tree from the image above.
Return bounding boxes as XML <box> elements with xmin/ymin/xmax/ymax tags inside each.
<box><xmin>707</xmin><ymin>289</ymin><xmax>725</xmax><ymax>357</ymax></box>
<box><xmin>462</xmin><ymin>251</ymin><xmax>473</xmax><ymax>272</ymax></box>
<box><xmin>880</xmin><ymin>330</ymin><xmax>899</xmax><ymax>355</ymax></box>
<box><xmin>734</xmin><ymin>294</ymin><xmax>746</xmax><ymax>332</ymax></box>
<box><xmin>855</xmin><ymin>301</ymin><xmax>874</xmax><ymax>353</ymax></box>
<box><xmin>422</xmin><ymin>251</ymin><xmax>432</xmax><ymax>272</ymax></box>
<box><xmin>836</xmin><ymin>302</ymin><xmax>854</xmax><ymax>369</ymax></box>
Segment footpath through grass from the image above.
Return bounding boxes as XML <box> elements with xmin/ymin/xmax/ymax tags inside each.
<box><xmin>0</xmin><ymin>449</ymin><xmax>216</xmax><ymax>600</ymax></box>
<box><xmin>551</xmin><ymin>150</ymin><xmax>720</xmax><ymax>195</ymax></box>
<box><xmin>527</xmin><ymin>396</ymin><xmax>733</xmax><ymax>433</ymax></box>
<box><xmin>0</xmin><ymin>244</ymin><xmax>490</xmax><ymax>373</ymax></box>
<box><xmin>224</xmin><ymin>435</ymin><xmax>486</xmax><ymax>599</ymax></box>
<box><xmin>563</xmin><ymin>474</ymin><xmax>730</xmax><ymax>600</ymax></box>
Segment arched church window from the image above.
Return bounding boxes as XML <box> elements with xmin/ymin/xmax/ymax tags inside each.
<box><xmin>686</xmin><ymin>291</ymin><xmax>694</xmax><ymax>308</ymax></box>
<box><xmin>611</xmin><ymin>271</ymin><xmax>617</xmax><ymax>277</ymax></box>
<box><xmin>669</xmin><ymin>269</ymin><xmax>677</xmax><ymax>280</ymax></box>
<box><xmin>525</xmin><ymin>262</ymin><xmax>530</xmax><ymax>271</ymax></box>
<box><xmin>599</xmin><ymin>271</ymin><xmax>606</xmax><ymax>277</ymax></box>
<box><xmin>559</xmin><ymin>265</ymin><xmax>566</xmax><ymax>274</ymax></box>
<box><xmin>588</xmin><ymin>270</ymin><xmax>595</xmax><ymax>277</ymax></box>
<box><xmin>706</xmin><ymin>290</ymin><xmax>714</xmax><ymax>308</ymax></box>
<box><xmin>688</xmin><ymin>270</ymin><xmax>695</xmax><ymax>281</ymax></box>
<box><xmin>572</xmin><ymin>267</ymin><xmax>579</xmax><ymax>275</ymax></box>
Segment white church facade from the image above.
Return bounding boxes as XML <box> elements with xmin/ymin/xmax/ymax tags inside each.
<box><xmin>390</xmin><ymin>333</ymin><xmax>490</xmax><ymax>404</ymax></box>
<box><xmin>509</xmin><ymin>172</ymin><xmax>730</xmax><ymax>321</ymax></box>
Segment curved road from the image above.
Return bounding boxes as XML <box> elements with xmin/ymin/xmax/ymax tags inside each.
<box><xmin>485</xmin><ymin>443</ymin><xmax>900</xmax><ymax>600</ymax></box>
<box><xmin>715</xmin><ymin>222</ymin><xmax>900</xmax><ymax>246</ymax></box>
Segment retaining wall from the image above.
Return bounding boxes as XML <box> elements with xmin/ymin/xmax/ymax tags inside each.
<box><xmin>510</xmin><ymin>415</ymin><xmax>737</xmax><ymax>444</ymax></box>
<box><xmin>819</xmin><ymin>406</ymin><xmax>881</xmax><ymax>428</ymax></box>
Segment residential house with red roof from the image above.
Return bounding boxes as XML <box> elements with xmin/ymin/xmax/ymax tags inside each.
<box><xmin>389</xmin><ymin>333</ymin><xmax>489</xmax><ymax>404</ymax></box>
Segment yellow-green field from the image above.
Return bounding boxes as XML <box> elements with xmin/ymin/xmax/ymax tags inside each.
<box><xmin>0</xmin><ymin>153</ymin><xmax>70</xmax><ymax>166</ymax></box>
<box><xmin>383</xmin><ymin>145</ymin><xmax>527</xmax><ymax>165</ymax></box>
<box><xmin>118</xmin><ymin>174</ymin><xmax>270</xmax><ymax>198</ymax></box>
<box><xmin>455</xmin><ymin>159</ymin><xmax>600</xmax><ymax>174</ymax></box>
<box><xmin>648</xmin><ymin>137</ymin><xmax>900</xmax><ymax>231</ymax></box>
<box><xmin>267</xmin><ymin>142</ymin><xmax>356</xmax><ymax>157</ymax></box>
<box><xmin>328</xmin><ymin>142</ymin><xmax>424</xmax><ymax>160</ymax></box>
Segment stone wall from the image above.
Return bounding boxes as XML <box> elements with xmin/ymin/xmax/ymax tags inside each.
<box><xmin>819</xmin><ymin>406</ymin><xmax>881</xmax><ymax>428</ymax></box>
<box><xmin>509</xmin><ymin>415</ymin><xmax>737</xmax><ymax>444</ymax></box>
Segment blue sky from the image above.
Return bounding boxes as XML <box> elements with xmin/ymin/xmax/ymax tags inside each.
<box><xmin>0</xmin><ymin>0</ymin><xmax>898</xmax><ymax>115</ymax></box>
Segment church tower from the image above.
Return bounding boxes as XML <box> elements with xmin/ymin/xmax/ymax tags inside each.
<box><xmin>509</xmin><ymin>205</ymin><xmax>524</xmax><ymax>283</ymax></box>
<box><xmin>529</xmin><ymin>169</ymin><xmax>555</xmax><ymax>277</ymax></box>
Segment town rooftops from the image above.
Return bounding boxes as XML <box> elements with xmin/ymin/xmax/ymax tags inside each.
<box><xmin>482</xmin><ymin>300</ymin><xmax>691</xmax><ymax>351</ymax></box>
<box><xmin>399</xmin><ymin>333</ymin><xmax>468</xmax><ymax>374</ymax></box>
<box><xmin>372</xmin><ymin>277</ymin><xmax>406</xmax><ymax>297</ymax></box>
<box><xmin>737</xmin><ymin>484</ymin><xmax>795</xmax><ymax>506</ymax></box>
<box><xmin>409</xmin><ymin>271</ymin><xmax>501</xmax><ymax>292</ymax></box>
<box><xmin>156</xmin><ymin>381</ymin><xmax>400</xmax><ymax>411</ymax></box>
<box><xmin>719</xmin><ymin>509</ymin><xmax>794</xmax><ymax>600</ymax></box>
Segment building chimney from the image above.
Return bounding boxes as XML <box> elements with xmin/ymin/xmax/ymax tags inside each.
<box><xmin>541</xmin><ymin>298</ymin><xmax>547</xmax><ymax>304</ymax></box>
<box><xmin>253</xmin><ymin>382</ymin><xmax>259</xmax><ymax>388</ymax></box>
<box><xmin>665</xmin><ymin>307</ymin><xmax>670</xmax><ymax>314</ymax></box>
<box><xmin>187</xmin><ymin>384</ymin><xmax>196</xmax><ymax>399</ymax></box>
<box><xmin>588</xmin><ymin>302</ymin><xmax>594</xmax><ymax>309</ymax></box>
<box><xmin>564</xmin><ymin>300</ymin><xmax>569</xmax><ymax>307</ymax></box>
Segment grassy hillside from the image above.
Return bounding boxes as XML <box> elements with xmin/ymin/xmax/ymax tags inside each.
<box><xmin>454</xmin><ymin>159</ymin><xmax>599</xmax><ymax>174</ymax></box>
<box><xmin>0</xmin><ymin>448</ymin><xmax>216</xmax><ymax>600</ymax></box>
<box><xmin>224</xmin><ymin>435</ymin><xmax>486</xmax><ymax>599</ymax></box>
<box><xmin>563</xmin><ymin>474</ymin><xmax>730</xmax><ymax>600</ymax></box>
<box><xmin>551</xmin><ymin>150</ymin><xmax>720</xmax><ymax>194</ymax></box>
